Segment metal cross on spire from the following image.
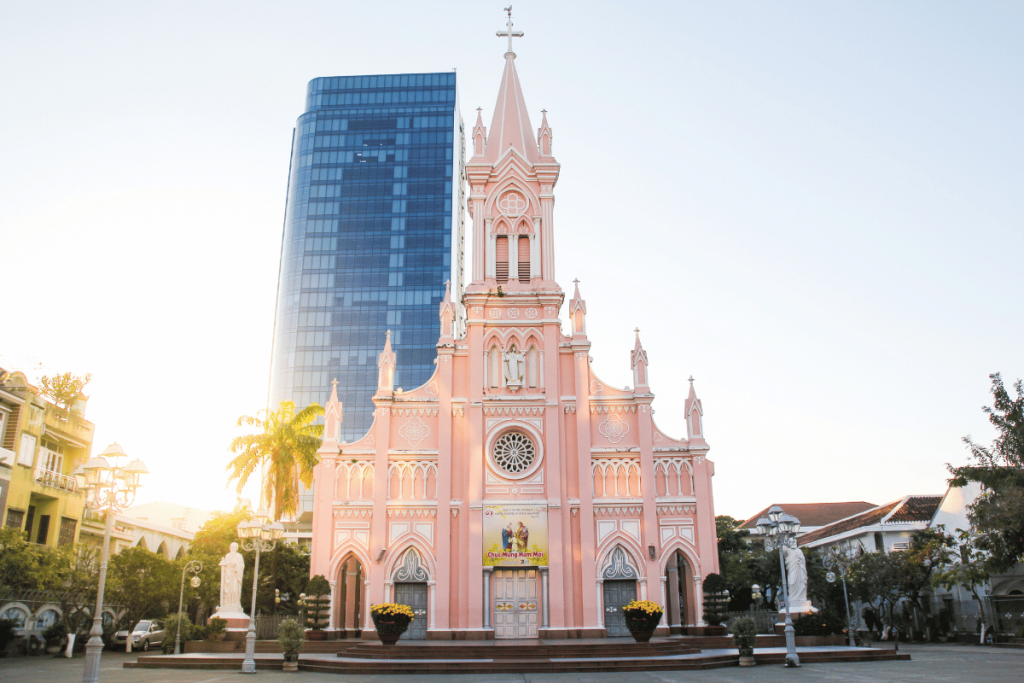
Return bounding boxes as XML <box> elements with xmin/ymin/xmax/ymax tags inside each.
<box><xmin>497</xmin><ymin>6</ymin><xmax>524</xmax><ymax>56</ymax></box>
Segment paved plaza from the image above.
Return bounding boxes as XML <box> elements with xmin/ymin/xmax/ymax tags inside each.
<box><xmin>0</xmin><ymin>644</ymin><xmax>1019</xmax><ymax>682</ymax></box>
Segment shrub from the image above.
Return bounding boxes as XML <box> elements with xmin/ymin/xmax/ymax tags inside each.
<box><xmin>43</xmin><ymin>621</ymin><xmax>67</xmax><ymax>648</ymax></box>
<box><xmin>702</xmin><ymin>573</ymin><xmax>728</xmax><ymax>626</ymax></box>
<box><xmin>161</xmin><ymin>614</ymin><xmax>192</xmax><ymax>653</ymax></box>
<box><xmin>731</xmin><ymin>616</ymin><xmax>757</xmax><ymax>655</ymax></box>
<box><xmin>0</xmin><ymin>618</ymin><xmax>19</xmax><ymax>652</ymax></box>
<box><xmin>305</xmin><ymin>575</ymin><xmax>331</xmax><ymax>631</ymax></box>
<box><xmin>278</xmin><ymin>618</ymin><xmax>304</xmax><ymax>657</ymax></box>
<box><xmin>206</xmin><ymin>617</ymin><xmax>227</xmax><ymax>639</ymax></box>
<box><xmin>793</xmin><ymin>611</ymin><xmax>845</xmax><ymax>636</ymax></box>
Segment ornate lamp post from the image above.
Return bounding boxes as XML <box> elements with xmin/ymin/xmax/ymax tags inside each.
<box><xmin>236</xmin><ymin>509</ymin><xmax>284</xmax><ymax>674</ymax></box>
<box><xmin>823</xmin><ymin>547</ymin><xmax>857</xmax><ymax>647</ymax></box>
<box><xmin>755</xmin><ymin>505</ymin><xmax>801</xmax><ymax>668</ymax></box>
<box><xmin>74</xmin><ymin>443</ymin><xmax>148</xmax><ymax>683</ymax></box>
<box><xmin>174</xmin><ymin>561</ymin><xmax>203</xmax><ymax>654</ymax></box>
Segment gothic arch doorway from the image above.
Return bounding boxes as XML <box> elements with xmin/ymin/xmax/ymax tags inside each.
<box><xmin>665</xmin><ymin>550</ymin><xmax>696</xmax><ymax>629</ymax></box>
<box><xmin>601</xmin><ymin>546</ymin><xmax>639</xmax><ymax>637</ymax></box>
<box><xmin>391</xmin><ymin>548</ymin><xmax>428</xmax><ymax>640</ymax></box>
<box><xmin>334</xmin><ymin>554</ymin><xmax>363</xmax><ymax>638</ymax></box>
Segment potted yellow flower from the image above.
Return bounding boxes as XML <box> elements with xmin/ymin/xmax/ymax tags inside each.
<box><xmin>370</xmin><ymin>603</ymin><xmax>415</xmax><ymax>646</ymax></box>
<box><xmin>621</xmin><ymin>600</ymin><xmax>664</xmax><ymax>643</ymax></box>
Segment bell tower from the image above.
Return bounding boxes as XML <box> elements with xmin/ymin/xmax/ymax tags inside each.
<box><xmin>466</xmin><ymin>7</ymin><xmax>561</xmax><ymax>293</ymax></box>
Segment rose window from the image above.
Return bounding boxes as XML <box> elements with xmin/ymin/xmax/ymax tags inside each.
<box><xmin>493</xmin><ymin>432</ymin><xmax>536</xmax><ymax>474</ymax></box>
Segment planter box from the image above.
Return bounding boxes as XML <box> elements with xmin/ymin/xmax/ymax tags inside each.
<box><xmin>305</xmin><ymin>631</ymin><xmax>328</xmax><ymax>641</ymax></box>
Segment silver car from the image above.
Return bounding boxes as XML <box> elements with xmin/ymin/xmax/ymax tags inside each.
<box><xmin>111</xmin><ymin>620</ymin><xmax>165</xmax><ymax>651</ymax></box>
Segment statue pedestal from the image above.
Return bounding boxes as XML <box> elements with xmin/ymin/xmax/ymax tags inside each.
<box><xmin>774</xmin><ymin>603</ymin><xmax>817</xmax><ymax>633</ymax></box>
<box><xmin>209</xmin><ymin>607</ymin><xmax>251</xmax><ymax>631</ymax></box>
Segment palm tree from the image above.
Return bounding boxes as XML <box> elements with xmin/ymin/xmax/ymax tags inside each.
<box><xmin>227</xmin><ymin>401</ymin><xmax>324</xmax><ymax>520</ymax></box>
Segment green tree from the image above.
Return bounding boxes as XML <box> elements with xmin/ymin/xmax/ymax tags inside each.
<box><xmin>0</xmin><ymin>527</ymin><xmax>61</xmax><ymax>591</ymax></box>
<box><xmin>52</xmin><ymin>543</ymin><xmax>100</xmax><ymax>637</ymax></box>
<box><xmin>39</xmin><ymin>371</ymin><xmax>91</xmax><ymax>420</ymax></box>
<box><xmin>949</xmin><ymin>373</ymin><xmax>1024</xmax><ymax>571</ymax></box>
<box><xmin>189</xmin><ymin>507</ymin><xmax>252</xmax><ymax>557</ymax></box>
<box><xmin>714</xmin><ymin>516</ymin><xmax>753</xmax><ymax>610</ymax></box>
<box><xmin>931</xmin><ymin>529</ymin><xmax>992</xmax><ymax>627</ymax></box>
<box><xmin>106</xmin><ymin>547</ymin><xmax>177</xmax><ymax>628</ymax></box>
<box><xmin>227</xmin><ymin>401</ymin><xmax>324</xmax><ymax>520</ymax></box>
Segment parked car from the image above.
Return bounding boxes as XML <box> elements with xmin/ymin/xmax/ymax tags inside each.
<box><xmin>111</xmin><ymin>620</ymin><xmax>165</xmax><ymax>651</ymax></box>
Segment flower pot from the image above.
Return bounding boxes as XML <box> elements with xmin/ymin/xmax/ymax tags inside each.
<box><xmin>283</xmin><ymin>652</ymin><xmax>299</xmax><ymax>671</ymax></box>
<box><xmin>629</xmin><ymin>629</ymin><xmax>655</xmax><ymax>643</ymax></box>
<box><xmin>379</xmin><ymin>632</ymin><xmax>402</xmax><ymax>646</ymax></box>
<box><xmin>45</xmin><ymin>645</ymin><xmax>63</xmax><ymax>655</ymax></box>
<box><xmin>304</xmin><ymin>630</ymin><xmax>328</xmax><ymax>641</ymax></box>
<box><xmin>739</xmin><ymin>654</ymin><xmax>756</xmax><ymax>667</ymax></box>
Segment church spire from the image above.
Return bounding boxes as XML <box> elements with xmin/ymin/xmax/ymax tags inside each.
<box><xmin>375</xmin><ymin>330</ymin><xmax>396</xmax><ymax>395</ymax></box>
<box><xmin>323</xmin><ymin>378</ymin><xmax>343</xmax><ymax>446</ymax></box>
<box><xmin>631</xmin><ymin>328</ymin><xmax>649</xmax><ymax>390</ymax></box>
<box><xmin>569</xmin><ymin>279</ymin><xmax>587</xmax><ymax>337</ymax></box>
<box><xmin>483</xmin><ymin>8</ymin><xmax>538</xmax><ymax>164</ymax></box>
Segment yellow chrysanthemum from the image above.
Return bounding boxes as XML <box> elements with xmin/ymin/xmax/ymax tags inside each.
<box><xmin>623</xmin><ymin>599</ymin><xmax>664</xmax><ymax>616</ymax></box>
<box><xmin>370</xmin><ymin>603</ymin><xmax>416</xmax><ymax>620</ymax></box>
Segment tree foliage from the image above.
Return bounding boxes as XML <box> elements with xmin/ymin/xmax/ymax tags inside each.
<box><xmin>0</xmin><ymin>527</ymin><xmax>63</xmax><ymax>590</ymax></box>
<box><xmin>106</xmin><ymin>547</ymin><xmax>177</xmax><ymax>628</ymax></box>
<box><xmin>39</xmin><ymin>372</ymin><xmax>91</xmax><ymax>416</ymax></box>
<box><xmin>850</xmin><ymin>529</ymin><xmax>954</xmax><ymax>630</ymax></box>
<box><xmin>227</xmin><ymin>401</ymin><xmax>324</xmax><ymax>520</ymax></box>
<box><xmin>189</xmin><ymin>507</ymin><xmax>252</xmax><ymax>557</ymax></box>
<box><xmin>949</xmin><ymin>373</ymin><xmax>1024</xmax><ymax>571</ymax></box>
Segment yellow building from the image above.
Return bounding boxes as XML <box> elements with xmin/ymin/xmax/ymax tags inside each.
<box><xmin>0</xmin><ymin>369</ymin><xmax>94</xmax><ymax>547</ymax></box>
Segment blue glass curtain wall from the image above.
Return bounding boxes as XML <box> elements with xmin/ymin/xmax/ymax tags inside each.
<box><xmin>269</xmin><ymin>72</ymin><xmax>461</xmax><ymax>453</ymax></box>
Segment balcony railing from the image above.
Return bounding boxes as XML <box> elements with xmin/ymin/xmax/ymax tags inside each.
<box><xmin>32</xmin><ymin>466</ymin><xmax>79</xmax><ymax>493</ymax></box>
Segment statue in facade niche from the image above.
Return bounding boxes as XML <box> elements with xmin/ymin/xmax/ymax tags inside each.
<box><xmin>502</xmin><ymin>347</ymin><xmax>526</xmax><ymax>388</ymax></box>
<box><xmin>218</xmin><ymin>542</ymin><xmax>245</xmax><ymax>613</ymax></box>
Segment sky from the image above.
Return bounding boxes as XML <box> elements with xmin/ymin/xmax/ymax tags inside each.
<box><xmin>1</xmin><ymin>1</ymin><xmax>1021</xmax><ymax>523</ymax></box>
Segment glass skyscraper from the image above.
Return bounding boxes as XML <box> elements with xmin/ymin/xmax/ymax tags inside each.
<box><xmin>269</xmin><ymin>72</ymin><xmax>465</xmax><ymax>452</ymax></box>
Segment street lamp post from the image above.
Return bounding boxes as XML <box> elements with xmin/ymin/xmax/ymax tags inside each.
<box><xmin>755</xmin><ymin>505</ymin><xmax>801</xmax><ymax>668</ymax></box>
<box><xmin>236</xmin><ymin>510</ymin><xmax>284</xmax><ymax>674</ymax></box>
<box><xmin>823</xmin><ymin>548</ymin><xmax>857</xmax><ymax>648</ymax></box>
<box><xmin>174</xmin><ymin>561</ymin><xmax>203</xmax><ymax>655</ymax></box>
<box><xmin>74</xmin><ymin>443</ymin><xmax>148</xmax><ymax>683</ymax></box>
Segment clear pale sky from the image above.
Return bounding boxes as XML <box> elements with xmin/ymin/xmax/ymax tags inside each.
<box><xmin>1</xmin><ymin>1</ymin><xmax>1021</xmax><ymax>522</ymax></box>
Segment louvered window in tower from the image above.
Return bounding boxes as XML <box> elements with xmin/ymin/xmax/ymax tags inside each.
<box><xmin>518</xmin><ymin>235</ymin><xmax>531</xmax><ymax>282</ymax></box>
<box><xmin>495</xmin><ymin>236</ymin><xmax>509</xmax><ymax>284</ymax></box>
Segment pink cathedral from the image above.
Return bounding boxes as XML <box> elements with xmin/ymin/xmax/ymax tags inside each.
<box><xmin>310</xmin><ymin>26</ymin><xmax>719</xmax><ymax>640</ymax></box>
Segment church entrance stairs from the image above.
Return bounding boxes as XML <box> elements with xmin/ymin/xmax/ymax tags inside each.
<box><xmin>127</xmin><ymin>636</ymin><xmax>910</xmax><ymax>674</ymax></box>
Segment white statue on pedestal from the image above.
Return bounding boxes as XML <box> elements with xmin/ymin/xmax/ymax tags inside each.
<box><xmin>502</xmin><ymin>347</ymin><xmax>525</xmax><ymax>389</ymax></box>
<box><xmin>217</xmin><ymin>542</ymin><xmax>245</xmax><ymax>614</ymax></box>
<box><xmin>781</xmin><ymin>539</ymin><xmax>815</xmax><ymax>614</ymax></box>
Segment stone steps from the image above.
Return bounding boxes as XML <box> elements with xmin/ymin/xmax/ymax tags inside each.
<box><xmin>126</xmin><ymin>645</ymin><xmax>909</xmax><ymax>674</ymax></box>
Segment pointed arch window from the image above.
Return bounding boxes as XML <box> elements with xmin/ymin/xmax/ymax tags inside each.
<box><xmin>489</xmin><ymin>346</ymin><xmax>501</xmax><ymax>389</ymax></box>
<box><xmin>495</xmin><ymin>236</ymin><xmax>509</xmax><ymax>284</ymax></box>
<box><xmin>527</xmin><ymin>346</ymin><xmax>538</xmax><ymax>388</ymax></box>
<box><xmin>517</xmin><ymin>235</ymin><xmax>530</xmax><ymax>282</ymax></box>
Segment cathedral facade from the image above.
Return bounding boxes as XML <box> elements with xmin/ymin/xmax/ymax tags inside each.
<box><xmin>309</xmin><ymin>33</ymin><xmax>719</xmax><ymax>640</ymax></box>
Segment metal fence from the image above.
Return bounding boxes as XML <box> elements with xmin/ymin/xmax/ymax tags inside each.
<box><xmin>254</xmin><ymin>614</ymin><xmax>297</xmax><ymax>640</ymax></box>
<box><xmin>722</xmin><ymin>610</ymin><xmax>777</xmax><ymax>634</ymax></box>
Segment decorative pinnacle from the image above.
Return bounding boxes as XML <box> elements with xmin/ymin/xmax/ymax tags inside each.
<box><xmin>331</xmin><ymin>378</ymin><xmax>338</xmax><ymax>390</ymax></box>
<box><xmin>573</xmin><ymin>278</ymin><xmax>580</xmax><ymax>286</ymax></box>
<box><xmin>688</xmin><ymin>375</ymin><xmax>695</xmax><ymax>384</ymax></box>
<box><xmin>634</xmin><ymin>327</ymin><xmax>640</xmax><ymax>336</ymax></box>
